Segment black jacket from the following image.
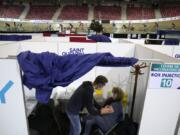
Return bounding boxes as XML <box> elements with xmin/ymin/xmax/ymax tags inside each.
<box><xmin>67</xmin><ymin>81</ymin><xmax>100</xmax><ymax>115</ymax></box>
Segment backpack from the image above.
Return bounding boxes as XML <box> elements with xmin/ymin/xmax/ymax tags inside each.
<box><xmin>109</xmin><ymin>115</ymin><xmax>138</xmax><ymax>135</ymax></box>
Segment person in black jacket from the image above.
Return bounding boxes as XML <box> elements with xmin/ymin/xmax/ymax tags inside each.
<box><xmin>66</xmin><ymin>75</ymin><xmax>113</xmax><ymax>135</ymax></box>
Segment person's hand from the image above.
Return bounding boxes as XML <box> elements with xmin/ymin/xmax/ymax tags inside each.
<box><xmin>100</xmin><ymin>108</ymin><xmax>108</xmax><ymax>114</ymax></box>
<box><xmin>100</xmin><ymin>106</ymin><xmax>114</xmax><ymax>115</ymax></box>
<box><xmin>105</xmin><ymin>105</ymin><xmax>111</xmax><ymax>108</ymax></box>
<box><xmin>105</xmin><ymin>105</ymin><xmax>114</xmax><ymax>113</ymax></box>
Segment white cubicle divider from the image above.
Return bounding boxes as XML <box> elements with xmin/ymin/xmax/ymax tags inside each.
<box><xmin>138</xmin><ymin>63</ymin><xmax>180</xmax><ymax>135</ymax></box>
<box><xmin>0</xmin><ymin>59</ymin><xmax>29</xmax><ymax>135</ymax></box>
<box><xmin>0</xmin><ymin>41</ymin><xmax>59</xmax><ymax>58</ymax></box>
<box><xmin>125</xmin><ymin>39</ymin><xmax>145</xmax><ymax>45</ymax></box>
<box><xmin>56</xmin><ymin>42</ymin><xmax>97</xmax><ymax>94</ymax></box>
<box><xmin>135</xmin><ymin>44</ymin><xmax>180</xmax><ymax>63</ymax></box>
<box><xmin>145</xmin><ymin>45</ymin><xmax>174</xmax><ymax>57</ymax></box>
<box><xmin>110</xmin><ymin>38</ymin><xmax>120</xmax><ymax>43</ymax></box>
<box><xmin>96</xmin><ymin>43</ymin><xmax>135</xmax><ymax>97</ymax></box>
<box><xmin>0</xmin><ymin>42</ymin><xmax>20</xmax><ymax>58</ymax></box>
<box><xmin>0</xmin><ymin>41</ymin><xmax>16</xmax><ymax>45</ymax></box>
<box><xmin>28</xmin><ymin>34</ymin><xmax>44</xmax><ymax>42</ymax></box>
<box><xmin>96</xmin><ymin>43</ymin><xmax>135</xmax><ymax>57</ymax></box>
<box><xmin>173</xmin><ymin>46</ymin><xmax>180</xmax><ymax>59</ymax></box>
<box><xmin>44</xmin><ymin>37</ymin><xmax>70</xmax><ymax>42</ymax></box>
<box><xmin>127</xmin><ymin>39</ymin><xmax>180</xmax><ymax>60</ymax></box>
<box><xmin>58</xmin><ymin>42</ymin><xmax>97</xmax><ymax>55</ymax></box>
<box><xmin>133</xmin><ymin>43</ymin><xmax>180</xmax><ymax>123</ymax></box>
<box><xmin>56</xmin><ymin>42</ymin><xmax>136</xmax><ymax>98</ymax></box>
<box><xmin>19</xmin><ymin>41</ymin><xmax>58</xmax><ymax>54</ymax></box>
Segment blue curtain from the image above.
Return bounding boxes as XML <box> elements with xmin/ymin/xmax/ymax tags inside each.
<box><xmin>164</xmin><ymin>38</ymin><xmax>179</xmax><ymax>45</ymax></box>
<box><xmin>88</xmin><ymin>35</ymin><xmax>111</xmax><ymax>42</ymax></box>
<box><xmin>18</xmin><ymin>51</ymin><xmax>138</xmax><ymax>103</ymax></box>
<box><xmin>0</xmin><ymin>35</ymin><xmax>32</xmax><ymax>41</ymax></box>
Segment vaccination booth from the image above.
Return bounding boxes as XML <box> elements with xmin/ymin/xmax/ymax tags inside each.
<box><xmin>0</xmin><ymin>38</ymin><xmax>180</xmax><ymax>135</ymax></box>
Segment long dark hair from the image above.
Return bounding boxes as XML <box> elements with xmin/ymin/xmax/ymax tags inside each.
<box><xmin>112</xmin><ymin>87</ymin><xmax>124</xmax><ymax>101</ymax></box>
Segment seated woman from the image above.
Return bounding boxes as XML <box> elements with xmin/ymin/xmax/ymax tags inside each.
<box><xmin>84</xmin><ymin>87</ymin><xmax>124</xmax><ymax>135</ymax></box>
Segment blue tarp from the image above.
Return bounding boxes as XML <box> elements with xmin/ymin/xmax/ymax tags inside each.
<box><xmin>164</xmin><ymin>38</ymin><xmax>179</xmax><ymax>45</ymax></box>
<box><xmin>0</xmin><ymin>35</ymin><xmax>32</xmax><ymax>41</ymax></box>
<box><xmin>157</xmin><ymin>30</ymin><xmax>180</xmax><ymax>35</ymax></box>
<box><xmin>88</xmin><ymin>34</ymin><xmax>112</xmax><ymax>42</ymax></box>
<box><xmin>17</xmin><ymin>51</ymin><xmax>138</xmax><ymax>103</ymax></box>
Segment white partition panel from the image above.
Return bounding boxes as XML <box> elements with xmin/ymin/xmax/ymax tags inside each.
<box><xmin>24</xmin><ymin>86</ymin><xmax>37</xmax><ymax>116</ymax></box>
<box><xmin>173</xmin><ymin>46</ymin><xmax>180</xmax><ymax>59</ymax></box>
<box><xmin>110</xmin><ymin>38</ymin><xmax>120</xmax><ymax>43</ymax></box>
<box><xmin>0</xmin><ymin>59</ymin><xmax>29</xmax><ymax>135</ymax></box>
<box><xmin>19</xmin><ymin>41</ymin><xmax>58</xmax><ymax>54</ymax></box>
<box><xmin>0</xmin><ymin>41</ymin><xmax>16</xmax><ymax>45</ymax></box>
<box><xmin>134</xmin><ymin>44</ymin><xmax>179</xmax><ymax>123</ymax></box>
<box><xmin>139</xmin><ymin>89</ymin><xmax>180</xmax><ymax>135</ymax></box>
<box><xmin>135</xmin><ymin>44</ymin><xmax>180</xmax><ymax>63</ymax></box>
<box><xmin>96</xmin><ymin>43</ymin><xmax>135</xmax><ymax>98</ymax></box>
<box><xmin>44</xmin><ymin>37</ymin><xmax>70</xmax><ymax>42</ymax></box>
<box><xmin>54</xmin><ymin>43</ymin><xmax>97</xmax><ymax>97</ymax></box>
<box><xmin>28</xmin><ymin>34</ymin><xmax>44</xmax><ymax>42</ymax></box>
<box><xmin>96</xmin><ymin>43</ymin><xmax>135</xmax><ymax>57</ymax></box>
<box><xmin>127</xmin><ymin>39</ymin><xmax>180</xmax><ymax>59</ymax></box>
<box><xmin>138</xmin><ymin>63</ymin><xmax>180</xmax><ymax>135</ymax></box>
<box><xmin>58</xmin><ymin>42</ymin><xmax>97</xmax><ymax>55</ymax></box>
<box><xmin>125</xmin><ymin>39</ymin><xmax>145</xmax><ymax>45</ymax></box>
<box><xmin>65</xmin><ymin>68</ymin><xmax>96</xmax><ymax>93</ymax></box>
<box><xmin>145</xmin><ymin>45</ymin><xmax>174</xmax><ymax>57</ymax></box>
<box><xmin>0</xmin><ymin>42</ymin><xmax>20</xmax><ymax>58</ymax></box>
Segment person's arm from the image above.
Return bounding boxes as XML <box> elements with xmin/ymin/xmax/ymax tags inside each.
<box><xmin>103</xmin><ymin>97</ymin><xmax>114</xmax><ymax>107</ymax></box>
<box><xmin>86</xmin><ymin>91</ymin><xmax>100</xmax><ymax>115</ymax></box>
<box><xmin>93</xmin><ymin>99</ymin><xmax>101</xmax><ymax>110</ymax></box>
<box><xmin>86</xmin><ymin>91</ymin><xmax>113</xmax><ymax>115</ymax></box>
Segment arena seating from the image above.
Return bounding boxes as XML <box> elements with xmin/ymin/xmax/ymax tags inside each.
<box><xmin>1</xmin><ymin>4</ymin><xmax>179</xmax><ymax>21</ymax></box>
<box><xmin>142</xmin><ymin>8</ymin><xmax>155</xmax><ymax>19</ymax></box>
<box><xmin>94</xmin><ymin>6</ymin><xmax>121</xmax><ymax>20</ymax></box>
<box><xmin>127</xmin><ymin>7</ymin><xmax>155</xmax><ymax>20</ymax></box>
<box><xmin>59</xmin><ymin>5</ymin><xmax>88</xmax><ymax>20</ymax></box>
<box><xmin>160</xmin><ymin>6</ymin><xmax>180</xmax><ymax>17</ymax></box>
<box><xmin>0</xmin><ymin>5</ymin><xmax>24</xmax><ymax>18</ymax></box>
<box><xmin>26</xmin><ymin>6</ymin><xmax>57</xmax><ymax>20</ymax></box>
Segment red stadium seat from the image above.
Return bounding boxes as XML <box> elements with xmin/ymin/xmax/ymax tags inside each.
<box><xmin>94</xmin><ymin>6</ymin><xmax>121</xmax><ymax>20</ymax></box>
<box><xmin>127</xmin><ymin>7</ymin><xmax>155</xmax><ymax>20</ymax></box>
<box><xmin>0</xmin><ymin>5</ymin><xmax>24</xmax><ymax>18</ymax></box>
<box><xmin>26</xmin><ymin>6</ymin><xmax>57</xmax><ymax>20</ymax></box>
<box><xmin>70</xmin><ymin>37</ymin><xmax>96</xmax><ymax>43</ymax></box>
<box><xmin>43</xmin><ymin>32</ymin><xmax>51</xmax><ymax>36</ymax></box>
<box><xmin>59</xmin><ymin>5</ymin><xmax>88</xmax><ymax>20</ymax></box>
<box><xmin>160</xmin><ymin>6</ymin><xmax>180</xmax><ymax>17</ymax></box>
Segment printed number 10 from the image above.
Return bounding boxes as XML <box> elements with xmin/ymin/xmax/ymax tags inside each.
<box><xmin>161</xmin><ymin>79</ymin><xmax>173</xmax><ymax>88</ymax></box>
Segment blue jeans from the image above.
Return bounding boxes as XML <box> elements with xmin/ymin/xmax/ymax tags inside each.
<box><xmin>67</xmin><ymin>111</ymin><xmax>81</xmax><ymax>135</ymax></box>
<box><xmin>84</xmin><ymin>115</ymin><xmax>109</xmax><ymax>135</ymax></box>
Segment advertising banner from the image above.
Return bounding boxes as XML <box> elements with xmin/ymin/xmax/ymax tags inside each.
<box><xmin>148</xmin><ymin>63</ymin><xmax>180</xmax><ymax>89</ymax></box>
<box><xmin>139</xmin><ymin>63</ymin><xmax>180</xmax><ymax>135</ymax></box>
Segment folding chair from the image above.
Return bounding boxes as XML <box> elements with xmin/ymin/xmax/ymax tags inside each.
<box><xmin>98</xmin><ymin>120</ymin><xmax>139</xmax><ymax>135</ymax></box>
<box><xmin>93</xmin><ymin>122</ymin><xmax>119</xmax><ymax>135</ymax></box>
